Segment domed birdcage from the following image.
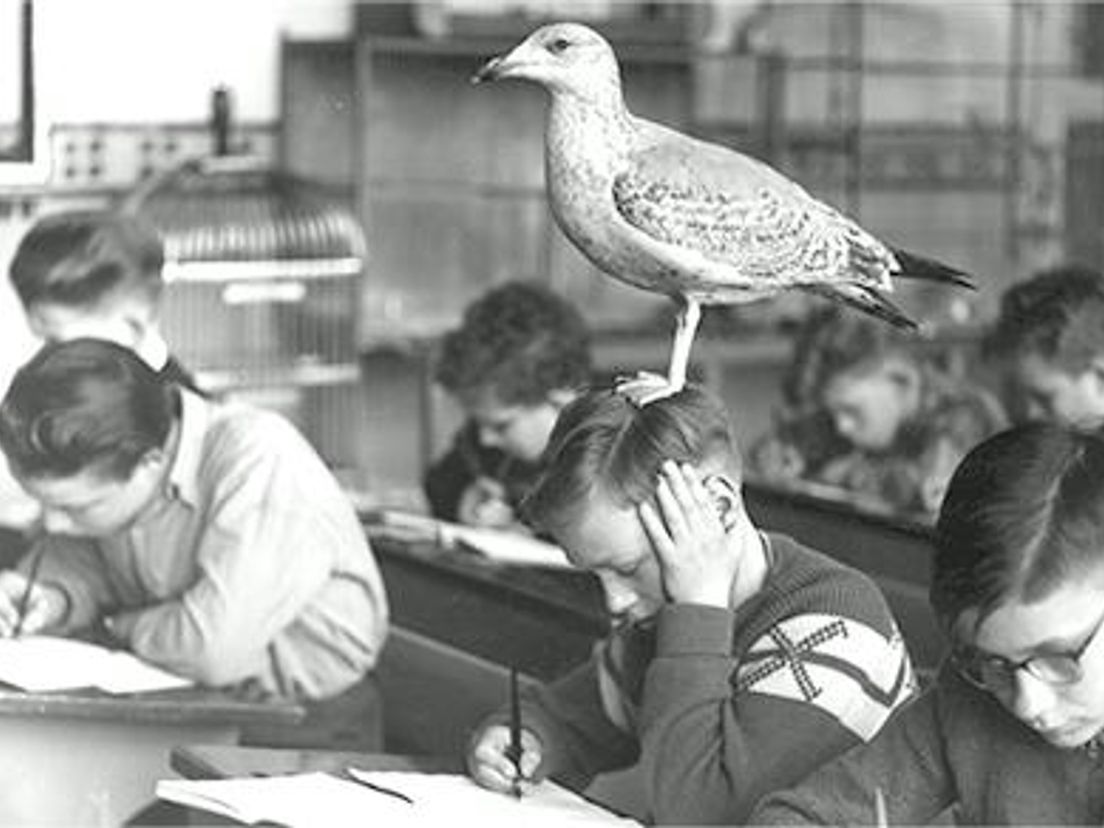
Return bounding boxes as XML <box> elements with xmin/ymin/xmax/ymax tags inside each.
<box><xmin>120</xmin><ymin>89</ymin><xmax>369</xmax><ymax>478</ymax></box>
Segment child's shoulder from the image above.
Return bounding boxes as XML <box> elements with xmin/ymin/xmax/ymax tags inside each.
<box><xmin>761</xmin><ymin>533</ymin><xmax>898</xmax><ymax>633</ymax></box>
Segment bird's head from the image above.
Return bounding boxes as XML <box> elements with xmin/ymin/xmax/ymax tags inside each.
<box><xmin>472</xmin><ymin>22</ymin><xmax>622</xmax><ymax>102</ymax></box>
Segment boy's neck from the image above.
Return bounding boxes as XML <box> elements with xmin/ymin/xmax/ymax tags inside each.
<box><xmin>727</xmin><ymin>514</ymin><xmax>770</xmax><ymax>611</ymax></box>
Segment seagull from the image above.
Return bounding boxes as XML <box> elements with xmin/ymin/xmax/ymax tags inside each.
<box><xmin>473</xmin><ymin>22</ymin><xmax>973</xmax><ymax>399</ymax></box>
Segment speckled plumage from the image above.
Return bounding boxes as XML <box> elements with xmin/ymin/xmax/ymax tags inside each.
<box><xmin>474</xmin><ymin>22</ymin><xmax>971</xmax><ymax>394</ymax></box>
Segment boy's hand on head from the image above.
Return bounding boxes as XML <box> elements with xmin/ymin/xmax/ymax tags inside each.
<box><xmin>467</xmin><ymin>722</ymin><xmax>544</xmax><ymax>795</ymax></box>
<box><xmin>639</xmin><ymin>461</ymin><xmax>736</xmax><ymax>609</ymax></box>
<box><xmin>0</xmin><ymin>572</ymin><xmax>66</xmax><ymax>637</ymax></box>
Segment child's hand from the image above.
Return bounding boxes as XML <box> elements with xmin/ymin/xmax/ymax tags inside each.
<box><xmin>638</xmin><ymin>461</ymin><xmax>736</xmax><ymax>609</ymax></box>
<box><xmin>457</xmin><ymin>478</ymin><xmax>517</xmax><ymax>529</ymax></box>
<box><xmin>467</xmin><ymin>722</ymin><xmax>544</xmax><ymax>795</ymax></box>
<box><xmin>751</xmin><ymin>437</ymin><xmax>806</xmax><ymax>479</ymax></box>
<box><xmin>0</xmin><ymin>571</ymin><xmax>66</xmax><ymax>637</ymax></box>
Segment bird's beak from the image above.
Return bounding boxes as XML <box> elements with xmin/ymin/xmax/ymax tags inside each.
<box><xmin>471</xmin><ymin>54</ymin><xmax>505</xmax><ymax>84</ymax></box>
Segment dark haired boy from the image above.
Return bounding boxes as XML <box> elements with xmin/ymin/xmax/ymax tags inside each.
<box><xmin>753</xmin><ymin>424</ymin><xmax>1104</xmax><ymax>824</ymax></box>
<box><xmin>0</xmin><ymin>339</ymin><xmax>389</xmax><ymax>749</ymax></box>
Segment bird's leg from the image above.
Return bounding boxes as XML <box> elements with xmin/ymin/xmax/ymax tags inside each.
<box><xmin>622</xmin><ymin>297</ymin><xmax>701</xmax><ymax>407</ymax></box>
<box><xmin>667</xmin><ymin>296</ymin><xmax>701</xmax><ymax>393</ymax></box>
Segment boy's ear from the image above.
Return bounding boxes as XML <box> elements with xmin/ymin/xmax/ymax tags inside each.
<box><xmin>702</xmin><ymin>473</ymin><xmax>742</xmax><ymax>530</ymax></box>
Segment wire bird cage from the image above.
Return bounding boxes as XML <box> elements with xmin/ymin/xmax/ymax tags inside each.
<box><xmin>122</xmin><ymin>154</ymin><xmax>369</xmax><ymax>477</ymax></box>
<box><xmin>123</xmin><ymin>155</ymin><xmax>365</xmax><ymax>386</ymax></box>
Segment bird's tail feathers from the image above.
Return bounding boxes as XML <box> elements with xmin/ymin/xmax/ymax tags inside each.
<box><xmin>891</xmin><ymin>248</ymin><xmax>975</xmax><ymax>290</ymax></box>
<box><xmin>804</xmin><ymin>284</ymin><xmax>919</xmax><ymax>331</ymax></box>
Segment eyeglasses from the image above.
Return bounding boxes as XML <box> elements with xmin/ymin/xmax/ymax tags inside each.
<box><xmin>952</xmin><ymin>608</ymin><xmax>1104</xmax><ymax>692</ymax></box>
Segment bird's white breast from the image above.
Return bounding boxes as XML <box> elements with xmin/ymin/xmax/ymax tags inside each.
<box><xmin>543</xmin><ymin>102</ymin><xmax>685</xmax><ymax>292</ymax></box>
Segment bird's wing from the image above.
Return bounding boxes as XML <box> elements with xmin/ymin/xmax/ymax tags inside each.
<box><xmin>612</xmin><ymin>123</ymin><xmax>897</xmax><ymax>292</ymax></box>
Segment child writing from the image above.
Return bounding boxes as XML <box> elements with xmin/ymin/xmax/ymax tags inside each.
<box><xmin>750</xmin><ymin>306</ymin><xmax>1006</xmax><ymax>515</ymax></box>
<box><xmin>984</xmin><ymin>264</ymin><xmax>1104</xmax><ymax>430</ymax></box>
<box><xmin>424</xmin><ymin>281</ymin><xmax>592</xmax><ymax>530</ymax></box>
<box><xmin>466</xmin><ymin>376</ymin><xmax>915</xmax><ymax>824</ymax></box>
<box><xmin>752</xmin><ymin>423</ymin><xmax>1104</xmax><ymax>824</ymax></box>
<box><xmin>0</xmin><ymin>338</ymin><xmax>389</xmax><ymax>749</ymax></box>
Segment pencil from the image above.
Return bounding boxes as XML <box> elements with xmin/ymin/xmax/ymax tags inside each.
<box><xmin>508</xmin><ymin>666</ymin><xmax>523</xmax><ymax>799</ymax></box>
<box><xmin>874</xmin><ymin>786</ymin><xmax>888</xmax><ymax>827</ymax></box>
<box><xmin>12</xmin><ymin>544</ymin><xmax>46</xmax><ymax>638</ymax></box>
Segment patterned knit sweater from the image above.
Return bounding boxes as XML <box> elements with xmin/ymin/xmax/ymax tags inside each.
<box><xmin>751</xmin><ymin>666</ymin><xmax>1104</xmax><ymax>825</ymax></box>
<box><xmin>516</xmin><ymin>533</ymin><xmax>916</xmax><ymax>825</ymax></box>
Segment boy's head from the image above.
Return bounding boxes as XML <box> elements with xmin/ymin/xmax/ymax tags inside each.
<box><xmin>9</xmin><ymin>209</ymin><xmax>166</xmax><ymax>351</ymax></box>
<box><xmin>984</xmin><ymin>265</ymin><xmax>1104</xmax><ymax>429</ymax></box>
<box><xmin>791</xmin><ymin>308</ymin><xmax>921</xmax><ymax>452</ymax></box>
<box><xmin>932</xmin><ymin>424</ymin><xmax>1104</xmax><ymax>747</ymax></box>
<box><xmin>524</xmin><ymin>382</ymin><xmax>742</xmax><ymax>622</ymax></box>
<box><xmin>0</xmin><ymin>338</ymin><xmax>178</xmax><ymax>537</ymax></box>
<box><xmin>435</xmin><ymin>281</ymin><xmax>592</xmax><ymax>463</ymax></box>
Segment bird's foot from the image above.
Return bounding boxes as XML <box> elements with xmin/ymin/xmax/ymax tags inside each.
<box><xmin>614</xmin><ymin>371</ymin><xmax>684</xmax><ymax>407</ymax></box>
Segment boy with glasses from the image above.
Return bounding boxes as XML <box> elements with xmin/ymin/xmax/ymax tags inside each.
<box><xmin>752</xmin><ymin>423</ymin><xmax>1104</xmax><ymax>825</ymax></box>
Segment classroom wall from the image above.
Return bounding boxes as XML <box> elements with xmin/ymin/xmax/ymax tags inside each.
<box><xmin>33</xmin><ymin>0</ymin><xmax>353</xmax><ymax>125</ymax></box>
<box><xmin>0</xmin><ymin>0</ymin><xmax>359</xmax><ymax>390</ymax></box>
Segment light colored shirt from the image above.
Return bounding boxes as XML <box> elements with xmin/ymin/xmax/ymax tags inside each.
<box><xmin>32</xmin><ymin>390</ymin><xmax>389</xmax><ymax>701</ymax></box>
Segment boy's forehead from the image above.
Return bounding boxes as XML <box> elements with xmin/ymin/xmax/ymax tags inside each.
<box><xmin>964</xmin><ymin>578</ymin><xmax>1104</xmax><ymax>655</ymax></box>
<box><xmin>555</xmin><ymin>492</ymin><xmax>649</xmax><ymax>565</ymax></box>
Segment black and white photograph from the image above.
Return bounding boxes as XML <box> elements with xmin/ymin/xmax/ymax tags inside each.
<box><xmin>1</xmin><ymin>1</ymin><xmax>1104</xmax><ymax>825</ymax></box>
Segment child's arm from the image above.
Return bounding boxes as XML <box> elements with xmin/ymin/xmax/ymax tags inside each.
<box><xmin>509</xmin><ymin>654</ymin><xmax>641</xmax><ymax>789</ymax></box>
<box><xmin>636</xmin><ymin>601</ymin><xmax>915</xmax><ymax>823</ymax></box>
<box><xmin>751</xmin><ymin>686</ymin><xmax>956</xmax><ymax>825</ymax></box>
<box><xmin>13</xmin><ymin>536</ymin><xmax>113</xmax><ymax>633</ymax></box>
<box><xmin>634</xmin><ymin>462</ymin><xmax>916</xmax><ymax>823</ymax></box>
<box><xmin>108</xmin><ymin>415</ymin><xmax>384</xmax><ymax>691</ymax></box>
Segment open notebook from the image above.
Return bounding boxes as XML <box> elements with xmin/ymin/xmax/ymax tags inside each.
<box><xmin>156</xmin><ymin>770</ymin><xmax>642</xmax><ymax>827</ymax></box>
<box><xmin>371</xmin><ymin>510</ymin><xmax>573</xmax><ymax>569</ymax></box>
<box><xmin>0</xmin><ymin>635</ymin><xmax>193</xmax><ymax>693</ymax></box>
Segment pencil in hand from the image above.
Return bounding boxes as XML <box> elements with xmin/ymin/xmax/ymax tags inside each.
<box><xmin>12</xmin><ymin>546</ymin><xmax>47</xmax><ymax>638</ymax></box>
<box><xmin>506</xmin><ymin>666</ymin><xmax>524</xmax><ymax>799</ymax></box>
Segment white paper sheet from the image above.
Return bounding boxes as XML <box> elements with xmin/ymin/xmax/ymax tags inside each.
<box><xmin>156</xmin><ymin>770</ymin><xmax>640</xmax><ymax>827</ymax></box>
<box><xmin>0</xmin><ymin>635</ymin><xmax>192</xmax><ymax>693</ymax></box>
<box><xmin>348</xmin><ymin>770</ymin><xmax>641</xmax><ymax>826</ymax></box>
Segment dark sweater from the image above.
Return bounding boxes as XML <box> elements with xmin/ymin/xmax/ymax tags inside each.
<box><xmin>751</xmin><ymin>665</ymin><xmax>1104</xmax><ymax>825</ymax></box>
<box><xmin>511</xmin><ymin>534</ymin><xmax>916</xmax><ymax>825</ymax></box>
<box><xmin>422</xmin><ymin>421</ymin><xmax>543</xmax><ymax>523</ymax></box>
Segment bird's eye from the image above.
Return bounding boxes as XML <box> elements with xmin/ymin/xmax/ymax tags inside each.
<box><xmin>549</xmin><ymin>37</ymin><xmax>571</xmax><ymax>54</ymax></box>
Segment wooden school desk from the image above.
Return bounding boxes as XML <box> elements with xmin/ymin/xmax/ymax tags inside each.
<box><xmin>367</xmin><ymin>528</ymin><xmax>608</xmax><ymax>757</ymax></box>
<box><xmin>0</xmin><ymin>686</ymin><xmax>303</xmax><ymax>826</ymax></box>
